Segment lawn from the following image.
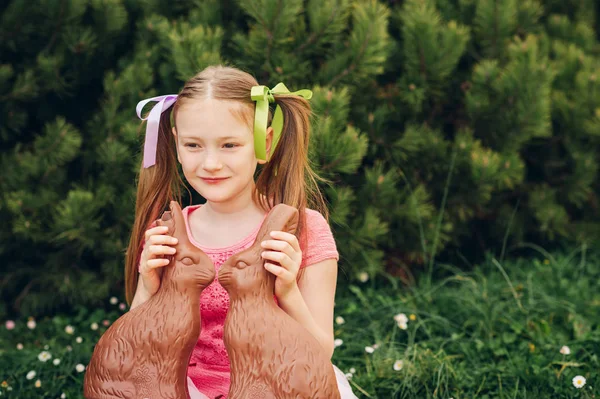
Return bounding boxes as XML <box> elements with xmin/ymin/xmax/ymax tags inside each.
<box><xmin>1</xmin><ymin>246</ymin><xmax>598</xmax><ymax>398</ymax></box>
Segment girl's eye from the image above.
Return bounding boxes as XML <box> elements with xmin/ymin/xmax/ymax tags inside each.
<box><xmin>184</xmin><ymin>143</ymin><xmax>238</xmax><ymax>148</ymax></box>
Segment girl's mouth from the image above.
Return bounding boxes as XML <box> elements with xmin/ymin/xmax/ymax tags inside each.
<box><xmin>201</xmin><ymin>177</ymin><xmax>229</xmax><ymax>184</ymax></box>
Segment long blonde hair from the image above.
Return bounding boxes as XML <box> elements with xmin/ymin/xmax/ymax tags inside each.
<box><xmin>124</xmin><ymin>65</ymin><xmax>331</xmax><ymax>305</ymax></box>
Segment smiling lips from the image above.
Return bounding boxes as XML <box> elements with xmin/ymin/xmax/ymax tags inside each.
<box><xmin>201</xmin><ymin>177</ymin><xmax>229</xmax><ymax>184</ymax></box>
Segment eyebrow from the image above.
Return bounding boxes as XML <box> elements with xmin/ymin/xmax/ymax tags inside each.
<box><xmin>179</xmin><ymin>136</ymin><xmax>242</xmax><ymax>141</ymax></box>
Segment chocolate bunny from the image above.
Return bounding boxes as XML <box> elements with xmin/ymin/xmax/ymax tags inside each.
<box><xmin>219</xmin><ymin>203</ymin><xmax>341</xmax><ymax>398</ymax></box>
<box><xmin>84</xmin><ymin>201</ymin><xmax>216</xmax><ymax>399</ymax></box>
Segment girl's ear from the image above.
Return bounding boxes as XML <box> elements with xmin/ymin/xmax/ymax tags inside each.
<box><xmin>257</xmin><ymin>126</ymin><xmax>274</xmax><ymax>165</ymax></box>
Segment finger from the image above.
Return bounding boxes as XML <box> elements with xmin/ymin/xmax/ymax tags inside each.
<box><xmin>149</xmin><ymin>245</ymin><xmax>177</xmax><ymax>256</ymax></box>
<box><xmin>141</xmin><ymin>258</ymin><xmax>170</xmax><ymax>274</ymax></box>
<box><xmin>264</xmin><ymin>263</ymin><xmax>293</xmax><ymax>280</ymax></box>
<box><xmin>261</xmin><ymin>239</ymin><xmax>294</xmax><ymax>256</ymax></box>
<box><xmin>269</xmin><ymin>231</ymin><xmax>300</xmax><ymax>251</ymax></box>
<box><xmin>147</xmin><ymin>258</ymin><xmax>171</xmax><ymax>268</ymax></box>
<box><xmin>149</xmin><ymin>234</ymin><xmax>178</xmax><ymax>245</ymax></box>
<box><xmin>146</xmin><ymin>226</ymin><xmax>169</xmax><ymax>240</ymax></box>
<box><xmin>261</xmin><ymin>251</ymin><xmax>295</xmax><ymax>271</ymax></box>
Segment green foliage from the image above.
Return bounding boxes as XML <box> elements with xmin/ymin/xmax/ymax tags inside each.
<box><xmin>330</xmin><ymin>248</ymin><xmax>600</xmax><ymax>398</ymax></box>
<box><xmin>0</xmin><ymin>300</ymin><xmax>129</xmax><ymax>398</ymax></box>
<box><xmin>1</xmin><ymin>0</ymin><xmax>600</xmax><ymax>318</ymax></box>
<box><xmin>1</xmin><ymin>249</ymin><xmax>598</xmax><ymax>397</ymax></box>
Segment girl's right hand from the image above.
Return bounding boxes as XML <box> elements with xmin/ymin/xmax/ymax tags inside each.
<box><xmin>138</xmin><ymin>225</ymin><xmax>179</xmax><ymax>297</ymax></box>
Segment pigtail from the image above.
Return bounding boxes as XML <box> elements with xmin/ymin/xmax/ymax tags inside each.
<box><xmin>124</xmin><ymin>106</ymin><xmax>187</xmax><ymax>305</ymax></box>
<box><xmin>254</xmin><ymin>94</ymin><xmax>334</xmax><ymax>269</ymax></box>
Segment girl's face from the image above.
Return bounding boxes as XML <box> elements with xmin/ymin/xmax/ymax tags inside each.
<box><xmin>173</xmin><ymin>99</ymin><xmax>267</xmax><ymax>204</ymax></box>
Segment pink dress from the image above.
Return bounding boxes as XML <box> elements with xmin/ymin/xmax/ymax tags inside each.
<box><xmin>141</xmin><ymin>204</ymin><xmax>357</xmax><ymax>399</ymax></box>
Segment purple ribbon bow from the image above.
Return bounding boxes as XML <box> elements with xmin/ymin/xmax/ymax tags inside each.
<box><xmin>136</xmin><ymin>94</ymin><xmax>178</xmax><ymax>168</ymax></box>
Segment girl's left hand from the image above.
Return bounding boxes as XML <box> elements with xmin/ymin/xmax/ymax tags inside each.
<box><xmin>261</xmin><ymin>231</ymin><xmax>302</xmax><ymax>300</ymax></box>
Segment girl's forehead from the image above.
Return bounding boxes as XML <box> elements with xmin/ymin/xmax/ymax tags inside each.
<box><xmin>175</xmin><ymin>98</ymin><xmax>253</xmax><ymax>134</ymax></box>
<box><xmin>177</xmin><ymin>98</ymin><xmax>249</xmax><ymax>117</ymax></box>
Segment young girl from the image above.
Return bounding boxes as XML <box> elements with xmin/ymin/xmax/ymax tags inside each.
<box><xmin>125</xmin><ymin>65</ymin><xmax>358</xmax><ymax>398</ymax></box>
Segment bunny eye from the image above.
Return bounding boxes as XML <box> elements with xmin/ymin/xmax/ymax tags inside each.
<box><xmin>181</xmin><ymin>257</ymin><xmax>194</xmax><ymax>266</ymax></box>
<box><xmin>235</xmin><ymin>260</ymin><xmax>249</xmax><ymax>269</ymax></box>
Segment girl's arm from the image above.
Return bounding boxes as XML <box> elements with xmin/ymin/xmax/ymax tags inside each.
<box><xmin>130</xmin><ymin>276</ymin><xmax>152</xmax><ymax>310</ymax></box>
<box><xmin>277</xmin><ymin>258</ymin><xmax>338</xmax><ymax>358</ymax></box>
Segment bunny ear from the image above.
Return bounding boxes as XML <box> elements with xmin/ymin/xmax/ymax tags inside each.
<box><xmin>155</xmin><ymin>201</ymin><xmax>190</xmax><ymax>244</ymax></box>
<box><xmin>282</xmin><ymin>213</ymin><xmax>299</xmax><ymax>236</ymax></box>
<box><xmin>160</xmin><ymin>211</ymin><xmax>173</xmax><ymax>222</ymax></box>
<box><xmin>253</xmin><ymin>204</ymin><xmax>299</xmax><ymax>245</ymax></box>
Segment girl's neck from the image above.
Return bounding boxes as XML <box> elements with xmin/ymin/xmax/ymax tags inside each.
<box><xmin>200</xmin><ymin>192</ymin><xmax>270</xmax><ymax>225</ymax></box>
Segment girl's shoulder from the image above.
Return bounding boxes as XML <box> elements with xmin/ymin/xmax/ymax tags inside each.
<box><xmin>304</xmin><ymin>208</ymin><xmax>330</xmax><ymax>229</ymax></box>
<box><xmin>301</xmin><ymin>208</ymin><xmax>339</xmax><ymax>267</ymax></box>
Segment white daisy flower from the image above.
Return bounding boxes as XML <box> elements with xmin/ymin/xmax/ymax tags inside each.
<box><xmin>53</xmin><ymin>358</ymin><xmax>61</xmax><ymax>366</ymax></box>
<box><xmin>358</xmin><ymin>272</ymin><xmax>369</xmax><ymax>283</ymax></box>
<box><xmin>75</xmin><ymin>364</ymin><xmax>86</xmax><ymax>373</ymax></box>
<box><xmin>365</xmin><ymin>346</ymin><xmax>375</xmax><ymax>354</ymax></box>
<box><xmin>397</xmin><ymin>321</ymin><xmax>408</xmax><ymax>330</ymax></box>
<box><xmin>572</xmin><ymin>375</ymin><xmax>586</xmax><ymax>388</ymax></box>
<box><xmin>393</xmin><ymin>360</ymin><xmax>404</xmax><ymax>371</ymax></box>
<box><xmin>349</xmin><ymin>367</ymin><xmax>356</xmax><ymax>374</ymax></box>
<box><xmin>37</xmin><ymin>351</ymin><xmax>52</xmax><ymax>362</ymax></box>
<box><xmin>27</xmin><ymin>320</ymin><xmax>36</xmax><ymax>330</ymax></box>
<box><xmin>34</xmin><ymin>379</ymin><xmax>41</xmax><ymax>388</ymax></box>
<box><xmin>335</xmin><ymin>316</ymin><xmax>345</xmax><ymax>325</ymax></box>
<box><xmin>26</xmin><ymin>370</ymin><xmax>36</xmax><ymax>380</ymax></box>
<box><xmin>344</xmin><ymin>372</ymin><xmax>353</xmax><ymax>380</ymax></box>
<box><xmin>560</xmin><ymin>345</ymin><xmax>570</xmax><ymax>355</ymax></box>
<box><xmin>394</xmin><ymin>313</ymin><xmax>408</xmax><ymax>324</ymax></box>
<box><xmin>109</xmin><ymin>297</ymin><xmax>118</xmax><ymax>305</ymax></box>
<box><xmin>334</xmin><ymin>338</ymin><xmax>343</xmax><ymax>348</ymax></box>
<box><xmin>65</xmin><ymin>325</ymin><xmax>74</xmax><ymax>335</ymax></box>
<box><xmin>61</xmin><ymin>393</ymin><xmax>66</xmax><ymax>399</ymax></box>
<box><xmin>16</xmin><ymin>343</ymin><xmax>23</xmax><ymax>350</ymax></box>
<box><xmin>90</xmin><ymin>322</ymin><xmax>98</xmax><ymax>331</ymax></box>
<box><xmin>76</xmin><ymin>336</ymin><xmax>83</xmax><ymax>343</ymax></box>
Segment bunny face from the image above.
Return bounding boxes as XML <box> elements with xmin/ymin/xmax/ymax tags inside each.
<box><xmin>218</xmin><ymin>204</ymin><xmax>298</xmax><ymax>299</ymax></box>
<box><xmin>168</xmin><ymin>249</ymin><xmax>216</xmax><ymax>290</ymax></box>
<box><xmin>158</xmin><ymin>202</ymin><xmax>216</xmax><ymax>290</ymax></box>
<box><xmin>218</xmin><ymin>246</ymin><xmax>272</xmax><ymax>295</ymax></box>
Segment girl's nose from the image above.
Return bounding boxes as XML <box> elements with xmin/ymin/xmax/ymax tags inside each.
<box><xmin>202</xmin><ymin>152</ymin><xmax>222</xmax><ymax>171</ymax></box>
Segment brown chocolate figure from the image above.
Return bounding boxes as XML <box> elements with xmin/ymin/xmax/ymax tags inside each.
<box><xmin>83</xmin><ymin>201</ymin><xmax>216</xmax><ymax>399</ymax></box>
<box><xmin>219</xmin><ymin>203</ymin><xmax>341</xmax><ymax>399</ymax></box>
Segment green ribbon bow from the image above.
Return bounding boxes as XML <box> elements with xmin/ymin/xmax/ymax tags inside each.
<box><xmin>251</xmin><ymin>83</ymin><xmax>313</xmax><ymax>161</ymax></box>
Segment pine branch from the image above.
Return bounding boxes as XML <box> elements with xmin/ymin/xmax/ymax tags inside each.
<box><xmin>42</xmin><ymin>0</ymin><xmax>68</xmax><ymax>55</ymax></box>
<box><xmin>328</xmin><ymin>26</ymin><xmax>372</xmax><ymax>87</ymax></box>
<box><xmin>297</xmin><ymin>3</ymin><xmax>343</xmax><ymax>53</ymax></box>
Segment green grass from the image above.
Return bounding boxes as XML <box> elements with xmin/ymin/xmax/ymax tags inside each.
<box><xmin>332</xmin><ymin>247</ymin><xmax>600</xmax><ymax>398</ymax></box>
<box><xmin>1</xmin><ymin>248</ymin><xmax>599</xmax><ymax>398</ymax></box>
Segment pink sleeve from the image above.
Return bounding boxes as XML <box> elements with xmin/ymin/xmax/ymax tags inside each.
<box><xmin>138</xmin><ymin>220</ymin><xmax>159</xmax><ymax>272</ymax></box>
<box><xmin>300</xmin><ymin>209</ymin><xmax>339</xmax><ymax>268</ymax></box>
